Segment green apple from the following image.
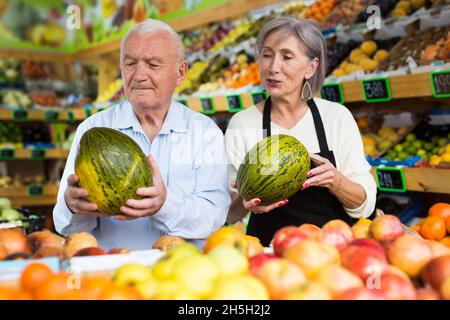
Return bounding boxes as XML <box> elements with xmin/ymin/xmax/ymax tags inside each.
<box><xmin>153</xmin><ymin>243</ymin><xmax>200</xmax><ymax>280</ymax></box>
<box><xmin>172</xmin><ymin>255</ymin><xmax>219</xmax><ymax>297</ymax></box>
<box><xmin>153</xmin><ymin>280</ymin><xmax>200</xmax><ymax>300</ymax></box>
<box><xmin>207</xmin><ymin>245</ymin><xmax>249</xmax><ymax>277</ymax></box>
<box><xmin>405</xmin><ymin>133</ymin><xmax>416</xmax><ymax>142</ymax></box>
<box><xmin>113</xmin><ymin>263</ymin><xmax>152</xmax><ymax>286</ymax></box>
<box><xmin>209</xmin><ymin>275</ymin><xmax>269</xmax><ymax>300</ymax></box>
<box><xmin>135</xmin><ymin>275</ymin><xmax>160</xmax><ymax>299</ymax></box>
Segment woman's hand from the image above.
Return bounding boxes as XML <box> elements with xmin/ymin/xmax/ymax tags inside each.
<box><xmin>115</xmin><ymin>155</ymin><xmax>167</xmax><ymax>221</ymax></box>
<box><xmin>231</xmin><ymin>180</ymin><xmax>288</xmax><ymax>214</ymax></box>
<box><xmin>302</xmin><ymin>153</ymin><xmax>343</xmax><ymax>191</ymax></box>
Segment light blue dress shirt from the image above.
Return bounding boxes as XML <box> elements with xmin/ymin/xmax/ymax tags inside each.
<box><xmin>53</xmin><ymin>99</ymin><xmax>231</xmax><ymax>251</ymax></box>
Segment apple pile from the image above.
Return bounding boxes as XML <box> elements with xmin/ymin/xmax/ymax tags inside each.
<box><xmin>0</xmin><ymin>229</ymin><xmax>130</xmax><ymax>262</ymax></box>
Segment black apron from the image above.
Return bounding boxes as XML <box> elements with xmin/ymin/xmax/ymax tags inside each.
<box><xmin>246</xmin><ymin>98</ymin><xmax>358</xmax><ymax>246</ymax></box>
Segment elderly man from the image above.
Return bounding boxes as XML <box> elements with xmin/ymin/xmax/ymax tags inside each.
<box><xmin>53</xmin><ymin>19</ymin><xmax>230</xmax><ymax>250</ymax></box>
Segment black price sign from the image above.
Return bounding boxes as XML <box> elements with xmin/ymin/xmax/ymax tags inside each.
<box><xmin>375</xmin><ymin>167</ymin><xmax>406</xmax><ymax>192</ymax></box>
<box><xmin>176</xmin><ymin>99</ymin><xmax>188</xmax><ymax>107</ymax></box>
<box><xmin>30</xmin><ymin>148</ymin><xmax>45</xmax><ymax>160</ymax></box>
<box><xmin>362</xmin><ymin>78</ymin><xmax>392</xmax><ymax>102</ymax></box>
<box><xmin>251</xmin><ymin>91</ymin><xmax>268</xmax><ymax>105</ymax></box>
<box><xmin>200</xmin><ymin>97</ymin><xmax>215</xmax><ymax>114</ymax></box>
<box><xmin>430</xmin><ymin>70</ymin><xmax>450</xmax><ymax>98</ymax></box>
<box><xmin>0</xmin><ymin>148</ymin><xmax>15</xmax><ymax>160</ymax></box>
<box><xmin>12</xmin><ymin>109</ymin><xmax>28</xmax><ymax>121</ymax></box>
<box><xmin>320</xmin><ymin>83</ymin><xmax>344</xmax><ymax>104</ymax></box>
<box><xmin>226</xmin><ymin>94</ymin><xmax>243</xmax><ymax>112</ymax></box>
<box><xmin>44</xmin><ymin>110</ymin><xmax>59</xmax><ymax>123</ymax></box>
<box><xmin>27</xmin><ymin>184</ymin><xmax>44</xmax><ymax>197</ymax></box>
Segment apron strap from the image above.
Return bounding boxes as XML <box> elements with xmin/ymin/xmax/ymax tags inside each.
<box><xmin>307</xmin><ymin>99</ymin><xmax>330</xmax><ymax>154</ymax></box>
<box><xmin>262</xmin><ymin>98</ymin><xmax>272</xmax><ymax>138</ymax></box>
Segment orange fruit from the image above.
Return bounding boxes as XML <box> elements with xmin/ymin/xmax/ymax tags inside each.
<box><xmin>81</xmin><ymin>277</ymin><xmax>110</xmax><ymax>300</ymax></box>
<box><xmin>13</xmin><ymin>289</ymin><xmax>34</xmax><ymax>300</ymax></box>
<box><xmin>98</xmin><ymin>284</ymin><xmax>142</xmax><ymax>300</ymax></box>
<box><xmin>447</xmin><ymin>216</ymin><xmax>450</xmax><ymax>234</ymax></box>
<box><xmin>21</xmin><ymin>262</ymin><xmax>54</xmax><ymax>293</ymax></box>
<box><xmin>428</xmin><ymin>203</ymin><xmax>450</xmax><ymax>220</ymax></box>
<box><xmin>35</xmin><ymin>273</ymin><xmax>79</xmax><ymax>300</ymax></box>
<box><xmin>420</xmin><ymin>216</ymin><xmax>447</xmax><ymax>241</ymax></box>
<box><xmin>410</xmin><ymin>225</ymin><xmax>421</xmax><ymax>233</ymax></box>
<box><xmin>441</xmin><ymin>237</ymin><xmax>450</xmax><ymax>248</ymax></box>
<box><xmin>0</xmin><ymin>287</ymin><xmax>17</xmax><ymax>300</ymax></box>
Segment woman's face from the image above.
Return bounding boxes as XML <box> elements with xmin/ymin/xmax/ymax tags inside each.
<box><xmin>259</xmin><ymin>29</ymin><xmax>317</xmax><ymax>99</ymax></box>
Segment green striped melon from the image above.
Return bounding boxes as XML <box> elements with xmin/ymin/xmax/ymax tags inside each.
<box><xmin>236</xmin><ymin>134</ymin><xmax>310</xmax><ymax>205</ymax></box>
<box><xmin>75</xmin><ymin>127</ymin><xmax>152</xmax><ymax>215</ymax></box>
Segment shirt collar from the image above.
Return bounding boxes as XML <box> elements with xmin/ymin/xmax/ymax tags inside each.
<box><xmin>115</xmin><ymin>100</ymin><xmax>188</xmax><ymax>134</ymax></box>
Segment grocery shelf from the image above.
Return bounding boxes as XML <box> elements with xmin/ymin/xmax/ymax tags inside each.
<box><xmin>0</xmin><ymin>148</ymin><xmax>69</xmax><ymax>160</ymax></box>
<box><xmin>0</xmin><ymin>0</ymin><xmax>281</xmax><ymax>63</ymax></box>
<box><xmin>0</xmin><ymin>107</ymin><xmax>95</xmax><ymax>122</ymax></box>
<box><xmin>0</xmin><ymin>184</ymin><xmax>59</xmax><ymax>207</ymax></box>
<box><xmin>371</xmin><ymin>167</ymin><xmax>450</xmax><ymax>194</ymax></box>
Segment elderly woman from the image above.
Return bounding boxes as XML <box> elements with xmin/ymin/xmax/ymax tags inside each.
<box><xmin>225</xmin><ymin>16</ymin><xmax>377</xmax><ymax>246</ymax></box>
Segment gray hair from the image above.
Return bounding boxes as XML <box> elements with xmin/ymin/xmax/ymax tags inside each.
<box><xmin>255</xmin><ymin>16</ymin><xmax>327</xmax><ymax>96</ymax></box>
<box><xmin>120</xmin><ymin>19</ymin><xmax>185</xmax><ymax>62</ymax></box>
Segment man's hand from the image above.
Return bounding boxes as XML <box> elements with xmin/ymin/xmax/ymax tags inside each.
<box><xmin>116</xmin><ymin>155</ymin><xmax>167</xmax><ymax>221</ymax></box>
<box><xmin>64</xmin><ymin>174</ymin><xmax>109</xmax><ymax>218</ymax></box>
<box><xmin>231</xmin><ymin>180</ymin><xmax>288</xmax><ymax>214</ymax></box>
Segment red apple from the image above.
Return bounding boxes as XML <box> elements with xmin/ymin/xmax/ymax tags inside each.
<box><xmin>369</xmin><ymin>215</ymin><xmax>404</xmax><ymax>242</ymax></box>
<box><xmin>416</xmin><ymin>288</ymin><xmax>441</xmax><ymax>300</ymax></box>
<box><xmin>387</xmin><ymin>234</ymin><xmax>433</xmax><ymax>278</ymax></box>
<box><xmin>285</xmin><ymin>240</ymin><xmax>340</xmax><ymax>279</ymax></box>
<box><xmin>281</xmin><ymin>282</ymin><xmax>332</xmax><ymax>300</ymax></box>
<box><xmin>338</xmin><ymin>287</ymin><xmax>385</xmax><ymax>300</ymax></box>
<box><xmin>370</xmin><ymin>270</ymin><xmax>416</xmax><ymax>300</ymax></box>
<box><xmin>340</xmin><ymin>246</ymin><xmax>388</xmax><ymax>282</ymax></box>
<box><xmin>298</xmin><ymin>223</ymin><xmax>321</xmax><ymax>238</ymax></box>
<box><xmin>248</xmin><ymin>253</ymin><xmax>278</xmax><ymax>277</ymax></box>
<box><xmin>73</xmin><ymin>247</ymin><xmax>107</xmax><ymax>257</ymax></box>
<box><xmin>315</xmin><ymin>265</ymin><xmax>363</xmax><ymax>298</ymax></box>
<box><xmin>421</xmin><ymin>255</ymin><xmax>450</xmax><ymax>290</ymax></box>
<box><xmin>257</xmin><ymin>259</ymin><xmax>307</xmax><ymax>300</ymax></box>
<box><xmin>272</xmin><ymin>226</ymin><xmax>309</xmax><ymax>257</ymax></box>
<box><xmin>108</xmin><ymin>248</ymin><xmax>130</xmax><ymax>255</ymax></box>
<box><xmin>348</xmin><ymin>238</ymin><xmax>386</xmax><ymax>258</ymax></box>
<box><xmin>319</xmin><ymin>219</ymin><xmax>353</xmax><ymax>251</ymax></box>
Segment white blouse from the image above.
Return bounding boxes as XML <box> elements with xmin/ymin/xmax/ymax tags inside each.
<box><xmin>225</xmin><ymin>97</ymin><xmax>377</xmax><ymax>219</ymax></box>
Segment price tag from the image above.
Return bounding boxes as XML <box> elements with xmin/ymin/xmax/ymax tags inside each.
<box><xmin>84</xmin><ymin>107</ymin><xmax>92</xmax><ymax>118</ymax></box>
<box><xmin>320</xmin><ymin>83</ymin><xmax>344</xmax><ymax>104</ymax></box>
<box><xmin>12</xmin><ymin>109</ymin><xmax>28</xmax><ymax>121</ymax></box>
<box><xmin>27</xmin><ymin>184</ymin><xmax>44</xmax><ymax>197</ymax></box>
<box><xmin>251</xmin><ymin>91</ymin><xmax>268</xmax><ymax>105</ymax></box>
<box><xmin>30</xmin><ymin>148</ymin><xmax>46</xmax><ymax>160</ymax></box>
<box><xmin>226</xmin><ymin>94</ymin><xmax>243</xmax><ymax>112</ymax></box>
<box><xmin>67</xmin><ymin>109</ymin><xmax>75</xmax><ymax>124</ymax></box>
<box><xmin>0</xmin><ymin>148</ymin><xmax>15</xmax><ymax>160</ymax></box>
<box><xmin>44</xmin><ymin>110</ymin><xmax>59</xmax><ymax>123</ymax></box>
<box><xmin>176</xmin><ymin>99</ymin><xmax>188</xmax><ymax>107</ymax></box>
<box><xmin>375</xmin><ymin>167</ymin><xmax>406</xmax><ymax>192</ymax></box>
<box><xmin>430</xmin><ymin>70</ymin><xmax>450</xmax><ymax>98</ymax></box>
<box><xmin>200</xmin><ymin>97</ymin><xmax>215</xmax><ymax>114</ymax></box>
<box><xmin>362</xmin><ymin>77</ymin><xmax>392</xmax><ymax>102</ymax></box>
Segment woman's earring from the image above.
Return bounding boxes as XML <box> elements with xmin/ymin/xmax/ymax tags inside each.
<box><xmin>301</xmin><ymin>80</ymin><xmax>312</xmax><ymax>100</ymax></box>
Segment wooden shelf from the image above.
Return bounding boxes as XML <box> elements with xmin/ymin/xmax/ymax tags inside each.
<box><xmin>0</xmin><ymin>184</ymin><xmax>58</xmax><ymax>207</ymax></box>
<box><xmin>7</xmin><ymin>148</ymin><xmax>68</xmax><ymax>160</ymax></box>
<box><xmin>371</xmin><ymin>167</ymin><xmax>450</xmax><ymax>194</ymax></box>
<box><xmin>0</xmin><ymin>107</ymin><xmax>94</xmax><ymax>122</ymax></box>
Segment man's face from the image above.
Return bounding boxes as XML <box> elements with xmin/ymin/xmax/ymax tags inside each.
<box><xmin>120</xmin><ymin>31</ymin><xmax>185</xmax><ymax>110</ymax></box>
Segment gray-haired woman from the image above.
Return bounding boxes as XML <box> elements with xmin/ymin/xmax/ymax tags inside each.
<box><xmin>225</xmin><ymin>16</ymin><xmax>377</xmax><ymax>246</ymax></box>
